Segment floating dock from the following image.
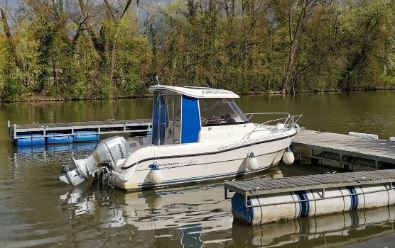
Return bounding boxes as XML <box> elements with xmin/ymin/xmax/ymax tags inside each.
<box><xmin>8</xmin><ymin>119</ymin><xmax>152</xmax><ymax>146</ymax></box>
<box><xmin>291</xmin><ymin>130</ymin><xmax>395</xmax><ymax>170</ymax></box>
<box><xmin>225</xmin><ymin>169</ymin><xmax>395</xmax><ymax>224</ymax></box>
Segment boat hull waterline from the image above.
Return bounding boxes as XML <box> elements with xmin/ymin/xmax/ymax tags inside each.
<box><xmin>109</xmin><ymin>131</ymin><xmax>296</xmax><ymax>191</ymax></box>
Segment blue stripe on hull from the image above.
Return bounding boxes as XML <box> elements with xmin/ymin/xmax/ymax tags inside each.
<box><xmin>136</xmin><ymin>149</ymin><xmax>283</xmax><ymax>172</ymax></box>
<box><xmin>137</xmin><ymin>167</ymin><xmax>270</xmax><ymax>188</ymax></box>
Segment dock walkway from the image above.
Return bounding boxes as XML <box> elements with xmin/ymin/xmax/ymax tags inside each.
<box><xmin>224</xmin><ymin>169</ymin><xmax>395</xmax><ymax>207</ymax></box>
<box><xmin>291</xmin><ymin>130</ymin><xmax>395</xmax><ymax>169</ymax></box>
<box><xmin>8</xmin><ymin>119</ymin><xmax>152</xmax><ymax>145</ymax></box>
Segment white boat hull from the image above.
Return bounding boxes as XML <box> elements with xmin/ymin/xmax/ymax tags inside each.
<box><xmin>113</xmin><ymin>134</ymin><xmax>294</xmax><ymax>191</ymax></box>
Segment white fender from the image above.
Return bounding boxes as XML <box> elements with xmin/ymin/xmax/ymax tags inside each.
<box><xmin>150</xmin><ymin>168</ymin><xmax>162</xmax><ymax>184</ymax></box>
<box><xmin>247</xmin><ymin>152</ymin><xmax>259</xmax><ymax>170</ymax></box>
<box><xmin>282</xmin><ymin>149</ymin><xmax>295</xmax><ymax>165</ymax></box>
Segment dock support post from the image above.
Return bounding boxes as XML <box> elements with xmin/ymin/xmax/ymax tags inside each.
<box><xmin>310</xmin><ymin>148</ymin><xmax>313</xmax><ymax>165</ymax></box>
<box><xmin>311</xmin><ymin>149</ymin><xmax>320</xmax><ymax>166</ymax></box>
<box><xmin>339</xmin><ymin>153</ymin><xmax>343</xmax><ymax>169</ymax></box>
<box><xmin>244</xmin><ymin>195</ymin><xmax>248</xmax><ymax>208</ymax></box>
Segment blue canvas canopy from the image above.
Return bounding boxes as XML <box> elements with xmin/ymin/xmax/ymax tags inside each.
<box><xmin>180</xmin><ymin>95</ymin><xmax>201</xmax><ymax>143</ymax></box>
<box><xmin>152</xmin><ymin>89</ymin><xmax>200</xmax><ymax>145</ymax></box>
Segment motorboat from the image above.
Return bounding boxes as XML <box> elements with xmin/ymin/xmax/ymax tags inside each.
<box><xmin>59</xmin><ymin>85</ymin><xmax>301</xmax><ymax>191</ymax></box>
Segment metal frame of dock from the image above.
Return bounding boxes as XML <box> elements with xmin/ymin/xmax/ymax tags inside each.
<box><xmin>224</xmin><ymin>170</ymin><xmax>395</xmax><ymax>208</ymax></box>
<box><xmin>8</xmin><ymin>119</ymin><xmax>152</xmax><ymax>143</ymax></box>
<box><xmin>291</xmin><ymin>130</ymin><xmax>395</xmax><ymax>170</ymax></box>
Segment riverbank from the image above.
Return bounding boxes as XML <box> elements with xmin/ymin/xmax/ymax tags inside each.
<box><xmin>2</xmin><ymin>87</ymin><xmax>395</xmax><ymax>103</ymax></box>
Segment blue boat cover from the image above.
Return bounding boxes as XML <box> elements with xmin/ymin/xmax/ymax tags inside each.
<box><xmin>181</xmin><ymin>95</ymin><xmax>201</xmax><ymax>144</ymax></box>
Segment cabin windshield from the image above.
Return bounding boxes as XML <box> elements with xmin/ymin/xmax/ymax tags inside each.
<box><xmin>200</xmin><ymin>99</ymin><xmax>248</xmax><ymax>127</ymax></box>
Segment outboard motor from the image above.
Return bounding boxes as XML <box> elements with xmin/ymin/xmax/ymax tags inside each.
<box><xmin>59</xmin><ymin>136</ymin><xmax>128</xmax><ymax>186</ymax></box>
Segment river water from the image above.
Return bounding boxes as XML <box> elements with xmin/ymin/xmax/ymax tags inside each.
<box><xmin>0</xmin><ymin>91</ymin><xmax>394</xmax><ymax>247</ymax></box>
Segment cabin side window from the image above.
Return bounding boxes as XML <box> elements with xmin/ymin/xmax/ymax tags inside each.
<box><xmin>199</xmin><ymin>99</ymin><xmax>248</xmax><ymax>127</ymax></box>
<box><xmin>152</xmin><ymin>92</ymin><xmax>181</xmax><ymax>145</ymax></box>
<box><xmin>166</xmin><ymin>95</ymin><xmax>181</xmax><ymax>144</ymax></box>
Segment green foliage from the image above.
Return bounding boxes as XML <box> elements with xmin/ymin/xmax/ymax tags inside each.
<box><xmin>337</xmin><ymin>0</ymin><xmax>395</xmax><ymax>91</ymax></box>
<box><xmin>1</xmin><ymin>77</ymin><xmax>24</xmax><ymax>101</ymax></box>
<box><xmin>0</xmin><ymin>0</ymin><xmax>395</xmax><ymax>101</ymax></box>
<box><xmin>0</xmin><ymin>39</ymin><xmax>5</xmax><ymax>93</ymax></box>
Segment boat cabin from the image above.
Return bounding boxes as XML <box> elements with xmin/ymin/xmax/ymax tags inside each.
<box><xmin>150</xmin><ymin>85</ymin><xmax>249</xmax><ymax>145</ymax></box>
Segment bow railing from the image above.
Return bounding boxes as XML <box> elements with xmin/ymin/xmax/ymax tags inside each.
<box><xmin>244</xmin><ymin>112</ymin><xmax>302</xmax><ymax>139</ymax></box>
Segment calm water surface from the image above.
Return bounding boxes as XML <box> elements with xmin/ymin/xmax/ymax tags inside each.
<box><xmin>0</xmin><ymin>92</ymin><xmax>394</xmax><ymax>247</ymax></box>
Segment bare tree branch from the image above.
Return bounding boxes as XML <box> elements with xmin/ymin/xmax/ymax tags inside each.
<box><xmin>103</xmin><ymin>0</ymin><xmax>117</xmax><ymax>22</ymax></box>
<box><xmin>0</xmin><ymin>7</ymin><xmax>22</xmax><ymax>69</ymax></box>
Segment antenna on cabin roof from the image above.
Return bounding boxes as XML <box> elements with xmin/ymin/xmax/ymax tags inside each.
<box><xmin>146</xmin><ymin>74</ymin><xmax>161</xmax><ymax>87</ymax></box>
<box><xmin>155</xmin><ymin>75</ymin><xmax>160</xmax><ymax>85</ymax></box>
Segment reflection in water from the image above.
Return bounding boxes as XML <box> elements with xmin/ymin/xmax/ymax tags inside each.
<box><xmin>233</xmin><ymin>206</ymin><xmax>395</xmax><ymax>247</ymax></box>
<box><xmin>60</xmin><ymin>188</ymin><xmax>97</xmax><ymax>217</ymax></box>
<box><xmin>58</xmin><ymin>168</ymin><xmax>283</xmax><ymax>247</ymax></box>
<box><xmin>1</xmin><ymin>92</ymin><xmax>395</xmax><ymax>247</ymax></box>
<box><xmin>60</xmin><ymin>184</ymin><xmax>233</xmax><ymax>247</ymax></box>
<box><xmin>59</xmin><ymin>177</ymin><xmax>395</xmax><ymax>248</ymax></box>
<box><xmin>11</xmin><ymin>143</ymin><xmax>96</xmax><ymax>168</ymax></box>
<box><xmin>181</xmin><ymin>224</ymin><xmax>203</xmax><ymax>248</ymax></box>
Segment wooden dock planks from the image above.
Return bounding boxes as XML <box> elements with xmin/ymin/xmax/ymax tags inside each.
<box><xmin>225</xmin><ymin>170</ymin><xmax>395</xmax><ymax>198</ymax></box>
<box><xmin>292</xmin><ymin>130</ymin><xmax>395</xmax><ymax>165</ymax></box>
<box><xmin>226</xmin><ymin>130</ymin><xmax>395</xmax><ymax>199</ymax></box>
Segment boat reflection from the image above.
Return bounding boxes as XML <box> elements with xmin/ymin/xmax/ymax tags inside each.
<box><xmin>232</xmin><ymin>206</ymin><xmax>395</xmax><ymax>247</ymax></box>
<box><xmin>57</xmin><ymin>163</ymin><xmax>395</xmax><ymax>248</ymax></box>
<box><xmin>60</xmin><ymin>184</ymin><xmax>232</xmax><ymax>247</ymax></box>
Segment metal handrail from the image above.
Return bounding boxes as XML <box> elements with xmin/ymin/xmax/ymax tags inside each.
<box><xmin>244</xmin><ymin>113</ymin><xmax>302</xmax><ymax>140</ymax></box>
<box><xmin>245</xmin><ymin>112</ymin><xmax>290</xmax><ymax>121</ymax></box>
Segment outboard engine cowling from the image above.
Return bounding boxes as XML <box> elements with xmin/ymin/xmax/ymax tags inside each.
<box><xmin>59</xmin><ymin>136</ymin><xmax>128</xmax><ymax>186</ymax></box>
